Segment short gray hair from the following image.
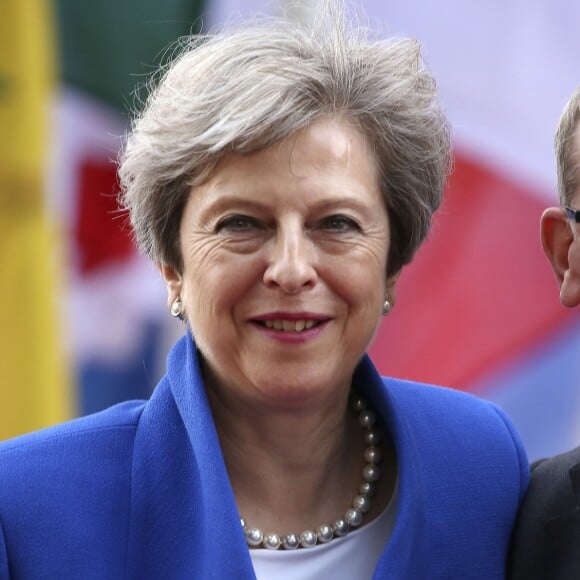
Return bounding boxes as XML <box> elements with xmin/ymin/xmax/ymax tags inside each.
<box><xmin>118</xmin><ymin>4</ymin><xmax>452</xmax><ymax>277</ymax></box>
<box><xmin>555</xmin><ymin>86</ymin><xmax>580</xmax><ymax>206</ymax></box>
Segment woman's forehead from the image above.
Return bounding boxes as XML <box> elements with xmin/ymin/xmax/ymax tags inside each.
<box><xmin>285</xmin><ymin>118</ymin><xmax>374</xmax><ymax>177</ymax></box>
<box><xmin>209</xmin><ymin>117</ymin><xmax>376</xmax><ymax>185</ymax></box>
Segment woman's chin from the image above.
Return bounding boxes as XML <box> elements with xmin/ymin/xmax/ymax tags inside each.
<box><xmin>251</xmin><ymin>378</ymin><xmax>349</xmax><ymax>411</ymax></box>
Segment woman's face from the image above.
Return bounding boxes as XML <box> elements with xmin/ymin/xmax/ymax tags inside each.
<box><xmin>161</xmin><ymin>117</ymin><xmax>395</xmax><ymax>406</ymax></box>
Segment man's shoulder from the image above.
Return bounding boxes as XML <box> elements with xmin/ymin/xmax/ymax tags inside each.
<box><xmin>532</xmin><ymin>446</ymin><xmax>580</xmax><ymax>472</ymax></box>
<box><xmin>509</xmin><ymin>446</ymin><xmax>580</xmax><ymax>579</ymax></box>
<box><xmin>532</xmin><ymin>445</ymin><xmax>580</xmax><ymax>478</ymax></box>
<box><xmin>520</xmin><ymin>445</ymin><xmax>580</xmax><ymax>520</ymax></box>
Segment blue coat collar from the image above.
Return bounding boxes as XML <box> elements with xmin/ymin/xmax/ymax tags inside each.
<box><xmin>125</xmin><ymin>334</ymin><xmax>424</xmax><ymax>579</ymax></box>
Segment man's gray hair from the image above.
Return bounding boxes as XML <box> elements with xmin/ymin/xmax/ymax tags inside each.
<box><xmin>555</xmin><ymin>86</ymin><xmax>580</xmax><ymax>206</ymax></box>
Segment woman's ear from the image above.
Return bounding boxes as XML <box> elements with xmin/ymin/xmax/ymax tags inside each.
<box><xmin>157</xmin><ymin>262</ymin><xmax>183</xmax><ymax>309</ymax></box>
<box><xmin>540</xmin><ymin>207</ymin><xmax>580</xmax><ymax>307</ymax></box>
<box><xmin>385</xmin><ymin>272</ymin><xmax>400</xmax><ymax>309</ymax></box>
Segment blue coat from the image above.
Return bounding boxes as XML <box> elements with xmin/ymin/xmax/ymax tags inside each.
<box><xmin>0</xmin><ymin>335</ymin><xmax>528</xmax><ymax>579</ymax></box>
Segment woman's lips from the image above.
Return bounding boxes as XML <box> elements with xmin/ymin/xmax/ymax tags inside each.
<box><xmin>262</xmin><ymin>319</ymin><xmax>318</xmax><ymax>332</ymax></box>
<box><xmin>250</xmin><ymin>313</ymin><xmax>331</xmax><ymax>341</ymax></box>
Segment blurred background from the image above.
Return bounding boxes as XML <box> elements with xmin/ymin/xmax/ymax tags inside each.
<box><xmin>1</xmin><ymin>0</ymin><xmax>578</xmax><ymax>461</ymax></box>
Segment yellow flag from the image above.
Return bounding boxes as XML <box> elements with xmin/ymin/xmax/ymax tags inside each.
<box><xmin>0</xmin><ymin>1</ymin><xmax>73</xmax><ymax>439</ymax></box>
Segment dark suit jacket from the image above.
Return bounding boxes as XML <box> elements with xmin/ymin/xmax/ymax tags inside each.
<box><xmin>509</xmin><ymin>446</ymin><xmax>580</xmax><ymax>579</ymax></box>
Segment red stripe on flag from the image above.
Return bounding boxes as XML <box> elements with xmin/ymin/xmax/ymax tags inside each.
<box><xmin>75</xmin><ymin>159</ymin><xmax>134</xmax><ymax>274</ymax></box>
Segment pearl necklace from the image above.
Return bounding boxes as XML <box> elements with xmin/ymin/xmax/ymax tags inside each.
<box><xmin>241</xmin><ymin>392</ymin><xmax>382</xmax><ymax>550</ymax></box>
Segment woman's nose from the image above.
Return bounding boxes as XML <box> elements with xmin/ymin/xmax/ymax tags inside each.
<box><xmin>263</xmin><ymin>226</ymin><xmax>318</xmax><ymax>293</ymax></box>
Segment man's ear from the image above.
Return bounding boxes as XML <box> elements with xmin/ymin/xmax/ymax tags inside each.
<box><xmin>540</xmin><ymin>207</ymin><xmax>579</xmax><ymax>307</ymax></box>
<box><xmin>157</xmin><ymin>262</ymin><xmax>183</xmax><ymax>309</ymax></box>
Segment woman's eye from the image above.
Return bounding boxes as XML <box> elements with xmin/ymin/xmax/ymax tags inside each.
<box><xmin>216</xmin><ymin>215</ymin><xmax>260</xmax><ymax>232</ymax></box>
<box><xmin>321</xmin><ymin>215</ymin><xmax>359</xmax><ymax>231</ymax></box>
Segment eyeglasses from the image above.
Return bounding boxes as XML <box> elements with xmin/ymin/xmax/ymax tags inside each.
<box><xmin>565</xmin><ymin>206</ymin><xmax>580</xmax><ymax>223</ymax></box>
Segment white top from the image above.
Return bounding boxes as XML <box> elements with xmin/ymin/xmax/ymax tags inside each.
<box><xmin>250</xmin><ymin>484</ymin><xmax>398</xmax><ymax>580</ymax></box>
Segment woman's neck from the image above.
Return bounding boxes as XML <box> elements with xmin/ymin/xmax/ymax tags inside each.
<box><xmin>206</xmin><ymin>380</ymin><xmax>367</xmax><ymax>534</ymax></box>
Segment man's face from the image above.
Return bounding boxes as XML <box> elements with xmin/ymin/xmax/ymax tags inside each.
<box><xmin>541</xmin><ymin>121</ymin><xmax>580</xmax><ymax>307</ymax></box>
<box><xmin>561</xmin><ymin>192</ymin><xmax>580</xmax><ymax>307</ymax></box>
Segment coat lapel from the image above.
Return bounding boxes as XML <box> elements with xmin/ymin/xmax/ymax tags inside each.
<box><xmin>125</xmin><ymin>342</ymin><xmax>430</xmax><ymax>579</ymax></box>
<box><xmin>354</xmin><ymin>357</ymin><xmax>430</xmax><ymax>579</ymax></box>
<box><xmin>126</xmin><ymin>334</ymin><xmax>255</xmax><ymax>579</ymax></box>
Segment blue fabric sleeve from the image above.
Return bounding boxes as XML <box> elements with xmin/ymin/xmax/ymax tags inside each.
<box><xmin>0</xmin><ymin>516</ymin><xmax>9</xmax><ymax>579</ymax></box>
<box><xmin>490</xmin><ymin>402</ymin><xmax>531</xmax><ymax>503</ymax></box>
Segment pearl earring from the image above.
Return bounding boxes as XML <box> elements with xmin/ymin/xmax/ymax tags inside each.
<box><xmin>382</xmin><ymin>299</ymin><xmax>391</xmax><ymax>315</ymax></box>
<box><xmin>170</xmin><ymin>297</ymin><xmax>184</xmax><ymax>319</ymax></box>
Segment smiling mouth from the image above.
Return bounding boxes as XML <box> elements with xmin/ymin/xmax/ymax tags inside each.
<box><xmin>258</xmin><ymin>319</ymin><xmax>321</xmax><ymax>332</ymax></box>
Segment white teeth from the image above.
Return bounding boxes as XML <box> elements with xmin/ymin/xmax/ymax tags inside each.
<box><xmin>262</xmin><ymin>319</ymin><xmax>318</xmax><ymax>332</ymax></box>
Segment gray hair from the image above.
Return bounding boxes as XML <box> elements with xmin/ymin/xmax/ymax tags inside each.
<box><xmin>555</xmin><ymin>86</ymin><xmax>580</xmax><ymax>206</ymax></box>
<box><xmin>118</xmin><ymin>4</ymin><xmax>452</xmax><ymax>277</ymax></box>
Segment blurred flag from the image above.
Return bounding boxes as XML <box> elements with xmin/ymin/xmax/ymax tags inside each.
<box><xmin>52</xmin><ymin>0</ymin><xmax>204</xmax><ymax>416</ymax></box>
<box><xmin>359</xmin><ymin>0</ymin><xmax>580</xmax><ymax>461</ymax></box>
<box><xmin>0</xmin><ymin>0</ymin><xmax>72</xmax><ymax>439</ymax></box>
<box><xmin>1</xmin><ymin>1</ymin><xmax>204</xmax><ymax>439</ymax></box>
<box><xmin>5</xmin><ymin>0</ymin><xmax>578</xmax><ymax>461</ymax></box>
